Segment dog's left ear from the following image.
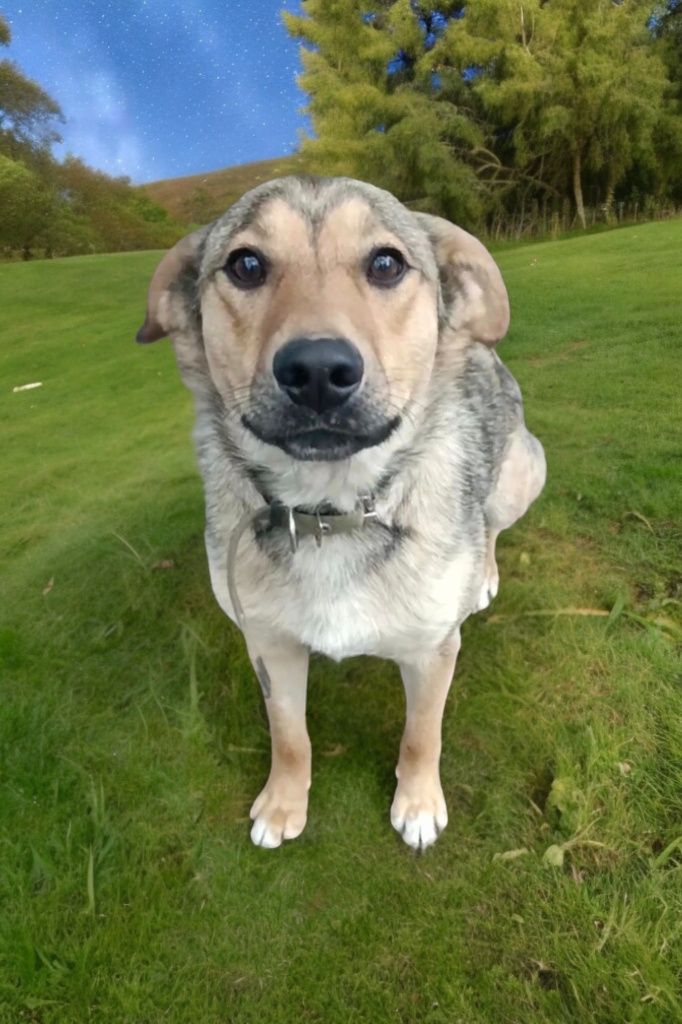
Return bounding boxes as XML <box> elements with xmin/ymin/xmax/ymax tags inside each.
<box><xmin>415</xmin><ymin>213</ymin><xmax>509</xmax><ymax>346</ymax></box>
<box><xmin>136</xmin><ymin>226</ymin><xmax>209</xmax><ymax>343</ymax></box>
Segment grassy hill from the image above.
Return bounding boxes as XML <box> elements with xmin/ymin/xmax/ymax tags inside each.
<box><xmin>1</xmin><ymin>221</ymin><xmax>680</xmax><ymax>1023</ymax></box>
<box><xmin>142</xmin><ymin>154</ymin><xmax>308</xmax><ymax>222</ymax></box>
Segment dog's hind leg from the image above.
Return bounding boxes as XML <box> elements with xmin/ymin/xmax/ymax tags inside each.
<box><xmin>476</xmin><ymin>427</ymin><xmax>546</xmax><ymax>611</ymax></box>
<box><xmin>392</xmin><ymin>630</ymin><xmax>460</xmax><ymax>851</ymax></box>
<box><xmin>245</xmin><ymin>633</ymin><xmax>311</xmax><ymax>849</ymax></box>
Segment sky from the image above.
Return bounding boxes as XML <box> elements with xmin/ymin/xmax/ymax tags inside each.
<box><xmin>1</xmin><ymin>0</ymin><xmax>311</xmax><ymax>183</ymax></box>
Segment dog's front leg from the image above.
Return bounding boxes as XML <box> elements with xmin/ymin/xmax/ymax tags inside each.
<box><xmin>391</xmin><ymin>630</ymin><xmax>460</xmax><ymax>851</ymax></box>
<box><xmin>245</xmin><ymin>634</ymin><xmax>311</xmax><ymax>849</ymax></box>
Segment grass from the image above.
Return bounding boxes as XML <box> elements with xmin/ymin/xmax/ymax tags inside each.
<box><xmin>1</xmin><ymin>220</ymin><xmax>681</xmax><ymax>1024</ymax></box>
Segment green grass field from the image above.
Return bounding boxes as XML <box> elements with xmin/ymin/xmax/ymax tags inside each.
<box><xmin>1</xmin><ymin>220</ymin><xmax>680</xmax><ymax>1024</ymax></box>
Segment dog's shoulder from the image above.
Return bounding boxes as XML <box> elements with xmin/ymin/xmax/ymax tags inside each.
<box><xmin>453</xmin><ymin>344</ymin><xmax>523</xmax><ymax>428</ymax></box>
<box><xmin>431</xmin><ymin>343</ymin><xmax>527</xmax><ymax>501</ymax></box>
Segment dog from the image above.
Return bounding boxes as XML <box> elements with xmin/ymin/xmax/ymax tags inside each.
<box><xmin>136</xmin><ymin>175</ymin><xmax>546</xmax><ymax>851</ymax></box>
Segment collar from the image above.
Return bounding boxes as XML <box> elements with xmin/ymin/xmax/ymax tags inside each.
<box><xmin>261</xmin><ymin>494</ymin><xmax>378</xmax><ymax>551</ymax></box>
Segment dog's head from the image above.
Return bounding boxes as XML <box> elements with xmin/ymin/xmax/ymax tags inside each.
<box><xmin>137</xmin><ymin>176</ymin><xmax>508</xmax><ymax>463</ymax></box>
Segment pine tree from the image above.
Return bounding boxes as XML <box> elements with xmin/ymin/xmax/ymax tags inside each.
<box><xmin>283</xmin><ymin>0</ymin><xmax>483</xmax><ymax>224</ymax></box>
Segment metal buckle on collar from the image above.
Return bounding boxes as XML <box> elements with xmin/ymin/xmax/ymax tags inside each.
<box><xmin>314</xmin><ymin>513</ymin><xmax>331</xmax><ymax>548</ymax></box>
<box><xmin>360</xmin><ymin>493</ymin><xmax>378</xmax><ymax>523</ymax></box>
<box><xmin>227</xmin><ymin>494</ymin><xmax>379</xmax><ymax>641</ymax></box>
<box><xmin>281</xmin><ymin>494</ymin><xmax>377</xmax><ymax>552</ymax></box>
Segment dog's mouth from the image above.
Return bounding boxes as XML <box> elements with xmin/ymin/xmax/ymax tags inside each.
<box><xmin>242</xmin><ymin>416</ymin><xmax>400</xmax><ymax>462</ymax></box>
<box><xmin>239</xmin><ymin>377</ymin><xmax>402</xmax><ymax>461</ymax></box>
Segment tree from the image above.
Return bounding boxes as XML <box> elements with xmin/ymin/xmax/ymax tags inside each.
<box><xmin>653</xmin><ymin>0</ymin><xmax>682</xmax><ymax>99</ymax></box>
<box><xmin>0</xmin><ymin>15</ymin><xmax>64</xmax><ymax>160</ymax></box>
<box><xmin>54</xmin><ymin>155</ymin><xmax>180</xmax><ymax>254</ymax></box>
<box><xmin>647</xmin><ymin>1</ymin><xmax>682</xmax><ymax>204</ymax></box>
<box><xmin>283</xmin><ymin>0</ymin><xmax>483</xmax><ymax>224</ymax></box>
<box><xmin>0</xmin><ymin>154</ymin><xmax>56</xmax><ymax>258</ymax></box>
<box><xmin>432</xmin><ymin>0</ymin><xmax>671</xmax><ymax>226</ymax></box>
<box><xmin>286</xmin><ymin>1</ymin><xmax>679</xmax><ymax>232</ymax></box>
<box><xmin>0</xmin><ymin>15</ymin><xmax>184</xmax><ymax>258</ymax></box>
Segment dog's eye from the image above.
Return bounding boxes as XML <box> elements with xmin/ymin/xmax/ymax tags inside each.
<box><xmin>224</xmin><ymin>248</ymin><xmax>267</xmax><ymax>289</ymax></box>
<box><xmin>367</xmin><ymin>248</ymin><xmax>406</xmax><ymax>287</ymax></box>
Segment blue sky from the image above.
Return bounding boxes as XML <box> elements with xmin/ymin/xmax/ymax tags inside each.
<box><xmin>2</xmin><ymin>0</ymin><xmax>310</xmax><ymax>183</ymax></box>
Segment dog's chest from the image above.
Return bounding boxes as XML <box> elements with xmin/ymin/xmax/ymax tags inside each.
<box><xmin>202</xmin><ymin>357</ymin><xmax>504</xmax><ymax>660</ymax></box>
<box><xmin>285</xmin><ymin>536</ymin><xmax>476</xmax><ymax>660</ymax></box>
<box><xmin>210</xmin><ymin>512</ymin><xmax>480</xmax><ymax>662</ymax></box>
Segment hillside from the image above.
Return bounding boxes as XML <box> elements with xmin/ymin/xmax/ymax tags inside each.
<box><xmin>1</xmin><ymin>221</ymin><xmax>680</xmax><ymax>1023</ymax></box>
<box><xmin>142</xmin><ymin>153</ymin><xmax>308</xmax><ymax>222</ymax></box>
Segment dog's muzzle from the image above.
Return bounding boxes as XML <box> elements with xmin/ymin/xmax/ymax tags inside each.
<box><xmin>241</xmin><ymin>338</ymin><xmax>400</xmax><ymax>461</ymax></box>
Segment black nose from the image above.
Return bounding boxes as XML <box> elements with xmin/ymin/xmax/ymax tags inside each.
<box><xmin>273</xmin><ymin>337</ymin><xmax>364</xmax><ymax>413</ymax></box>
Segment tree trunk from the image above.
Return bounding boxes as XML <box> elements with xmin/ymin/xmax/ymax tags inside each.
<box><xmin>572</xmin><ymin>149</ymin><xmax>586</xmax><ymax>229</ymax></box>
<box><xmin>604</xmin><ymin>165</ymin><xmax>616</xmax><ymax>224</ymax></box>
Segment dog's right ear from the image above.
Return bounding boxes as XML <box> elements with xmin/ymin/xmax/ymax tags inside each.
<box><xmin>136</xmin><ymin>226</ymin><xmax>209</xmax><ymax>343</ymax></box>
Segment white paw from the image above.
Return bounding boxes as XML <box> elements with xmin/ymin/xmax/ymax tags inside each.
<box><xmin>249</xmin><ymin>781</ymin><xmax>308</xmax><ymax>849</ymax></box>
<box><xmin>476</xmin><ymin>572</ymin><xmax>499</xmax><ymax>612</ymax></box>
<box><xmin>391</xmin><ymin>779</ymin><xmax>448</xmax><ymax>851</ymax></box>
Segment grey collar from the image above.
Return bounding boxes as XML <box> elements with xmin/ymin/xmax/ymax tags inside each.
<box><xmin>262</xmin><ymin>494</ymin><xmax>378</xmax><ymax>551</ymax></box>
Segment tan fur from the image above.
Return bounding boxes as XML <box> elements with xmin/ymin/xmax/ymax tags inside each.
<box><xmin>415</xmin><ymin>213</ymin><xmax>510</xmax><ymax>344</ymax></box>
<box><xmin>148</xmin><ymin>195</ymin><xmax>441</xmax><ymax>419</ymax></box>
<box><xmin>243</xmin><ymin>631</ymin><xmax>311</xmax><ymax>848</ymax></box>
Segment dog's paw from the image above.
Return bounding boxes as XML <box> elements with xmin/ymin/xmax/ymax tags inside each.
<box><xmin>475</xmin><ymin>570</ymin><xmax>499</xmax><ymax>612</ymax></box>
<box><xmin>249</xmin><ymin>780</ymin><xmax>309</xmax><ymax>849</ymax></box>
<box><xmin>390</xmin><ymin>778</ymin><xmax>448</xmax><ymax>851</ymax></box>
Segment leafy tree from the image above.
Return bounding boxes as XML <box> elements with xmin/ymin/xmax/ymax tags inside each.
<box><xmin>0</xmin><ymin>16</ymin><xmax>182</xmax><ymax>258</ymax></box>
<box><xmin>648</xmin><ymin>0</ymin><xmax>682</xmax><ymax>203</ymax></box>
<box><xmin>0</xmin><ymin>154</ymin><xmax>56</xmax><ymax>258</ymax></box>
<box><xmin>426</xmin><ymin>0</ymin><xmax>671</xmax><ymax>226</ymax></box>
<box><xmin>283</xmin><ymin>0</ymin><xmax>483</xmax><ymax>224</ymax></box>
<box><xmin>652</xmin><ymin>0</ymin><xmax>682</xmax><ymax>98</ymax></box>
<box><xmin>0</xmin><ymin>15</ymin><xmax>64</xmax><ymax>159</ymax></box>
<box><xmin>130</xmin><ymin>192</ymin><xmax>171</xmax><ymax>224</ymax></box>
<box><xmin>286</xmin><ymin>1</ymin><xmax>678</xmax><ymax>230</ymax></box>
<box><xmin>53</xmin><ymin>155</ymin><xmax>180</xmax><ymax>254</ymax></box>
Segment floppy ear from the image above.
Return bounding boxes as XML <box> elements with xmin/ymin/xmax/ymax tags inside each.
<box><xmin>414</xmin><ymin>213</ymin><xmax>510</xmax><ymax>346</ymax></box>
<box><xmin>136</xmin><ymin>227</ymin><xmax>209</xmax><ymax>343</ymax></box>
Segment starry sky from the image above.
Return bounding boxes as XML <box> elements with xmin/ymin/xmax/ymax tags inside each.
<box><xmin>1</xmin><ymin>0</ymin><xmax>311</xmax><ymax>183</ymax></box>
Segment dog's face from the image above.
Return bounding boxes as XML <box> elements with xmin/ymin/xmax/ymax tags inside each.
<box><xmin>198</xmin><ymin>190</ymin><xmax>440</xmax><ymax>461</ymax></box>
<box><xmin>138</xmin><ymin>177</ymin><xmax>509</xmax><ymax>463</ymax></box>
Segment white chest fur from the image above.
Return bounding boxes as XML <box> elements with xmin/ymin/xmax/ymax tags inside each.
<box><xmin>208</xmin><ymin>518</ymin><xmax>479</xmax><ymax>662</ymax></box>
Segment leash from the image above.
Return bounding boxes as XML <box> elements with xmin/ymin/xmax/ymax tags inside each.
<box><xmin>226</xmin><ymin>496</ymin><xmax>378</xmax><ymax>637</ymax></box>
